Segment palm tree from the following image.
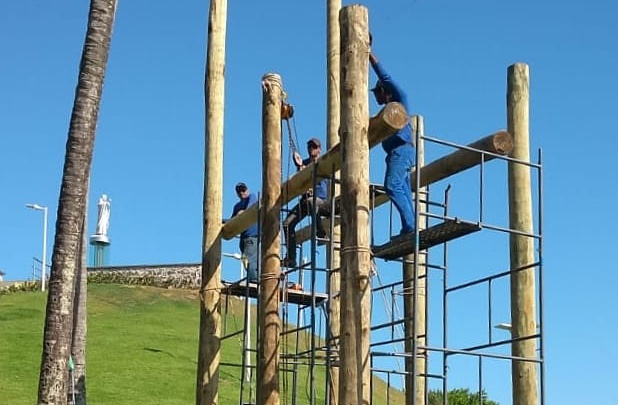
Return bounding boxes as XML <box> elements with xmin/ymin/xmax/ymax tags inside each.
<box><xmin>37</xmin><ymin>1</ymin><xmax>118</xmax><ymax>404</ymax></box>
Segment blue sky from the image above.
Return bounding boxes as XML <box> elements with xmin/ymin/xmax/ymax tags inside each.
<box><xmin>1</xmin><ymin>0</ymin><xmax>616</xmax><ymax>404</ymax></box>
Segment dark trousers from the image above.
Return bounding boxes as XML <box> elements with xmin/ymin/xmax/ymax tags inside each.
<box><xmin>283</xmin><ymin>196</ymin><xmax>326</xmax><ymax>262</ymax></box>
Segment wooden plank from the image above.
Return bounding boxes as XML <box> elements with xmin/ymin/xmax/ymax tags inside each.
<box><xmin>222</xmin><ymin>281</ymin><xmax>328</xmax><ymax>306</ymax></box>
<box><xmin>371</xmin><ymin>219</ymin><xmax>481</xmax><ymax>260</ymax></box>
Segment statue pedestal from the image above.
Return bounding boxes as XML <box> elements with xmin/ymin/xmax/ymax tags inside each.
<box><xmin>90</xmin><ymin>234</ymin><xmax>111</xmax><ymax>267</ymax></box>
<box><xmin>90</xmin><ymin>234</ymin><xmax>110</xmax><ymax>245</ymax></box>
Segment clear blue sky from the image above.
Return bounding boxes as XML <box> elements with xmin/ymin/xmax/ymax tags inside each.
<box><xmin>1</xmin><ymin>1</ymin><xmax>616</xmax><ymax>404</ymax></box>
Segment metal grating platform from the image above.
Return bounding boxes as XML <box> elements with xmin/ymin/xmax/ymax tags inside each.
<box><xmin>372</xmin><ymin>219</ymin><xmax>481</xmax><ymax>260</ymax></box>
<box><xmin>222</xmin><ymin>281</ymin><xmax>328</xmax><ymax>306</ymax></box>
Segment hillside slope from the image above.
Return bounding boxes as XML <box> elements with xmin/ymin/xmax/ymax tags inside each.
<box><xmin>0</xmin><ymin>284</ymin><xmax>404</xmax><ymax>405</ymax></box>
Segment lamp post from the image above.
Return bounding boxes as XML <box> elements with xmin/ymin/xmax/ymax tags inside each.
<box><xmin>26</xmin><ymin>203</ymin><xmax>48</xmax><ymax>292</ymax></box>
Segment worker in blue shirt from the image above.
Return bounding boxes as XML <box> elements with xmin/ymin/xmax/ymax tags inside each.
<box><xmin>282</xmin><ymin>137</ymin><xmax>328</xmax><ymax>268</ymax></box>
<box><xmin>232</xmin><ymin>182</ymin><xmax>259</xmax><ymax>282</ymax></box>
<box><xmin>369</xmin><ymin>49</ymin><xmax>415</xmax><ymax>236</ymax></box>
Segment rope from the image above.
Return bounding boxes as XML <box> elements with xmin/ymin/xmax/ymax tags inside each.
<box><xmin>340</xmin><ymin>245</ymin><xmax>372</xmax><ymax>255</ymax></box>
<box><xmin>259</xmin><ymin>273</ymin><xmax>282</xmax><ymax>283</ymax></box>
<box><xmin>198</xmin><ymin>285</ymin><xmax>224</xmax><ymax>298</ymax></box>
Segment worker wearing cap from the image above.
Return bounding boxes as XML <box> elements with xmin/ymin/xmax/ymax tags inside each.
<box><xmin>232</xmin><ymin>182</ymin><xmax>259</xmax><ymax>282</ymax></box>
<box><xmin>369</xmin><ymin>46</ymin><xmax>415</xmax><ymax>236</ymax></box>
<box><xmin>282</xmin><ymin>137</ymin><xmax>328</xmax><ymax>268</ymax></box>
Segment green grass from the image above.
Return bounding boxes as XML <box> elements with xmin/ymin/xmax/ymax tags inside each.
<box><xmin>0</xmin><ymin>284</ymin><xmax>403</xmax><ymax>404</ymax></box>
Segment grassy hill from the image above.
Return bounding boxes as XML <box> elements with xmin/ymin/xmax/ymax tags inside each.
<box><xmin>0</xmin><ymin>284</ymin><xmax>404</xmax><ymax>405</ymax></box>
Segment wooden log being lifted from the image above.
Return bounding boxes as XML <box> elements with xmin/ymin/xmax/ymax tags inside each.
<box><xmin>295</xmin><ymin>130</ymin><xmax>513</xmax><ymax>244</ymax></box>
<box><xmin>221</xmin><ymin>101</ymin><xmax>409</xmax><ymax>240</ymax></box>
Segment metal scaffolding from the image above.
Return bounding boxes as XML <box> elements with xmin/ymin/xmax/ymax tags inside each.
<box><xmin>218</xmin><ymin>120</ymin><xmax>544</xmax><ymax>405</ymax></box>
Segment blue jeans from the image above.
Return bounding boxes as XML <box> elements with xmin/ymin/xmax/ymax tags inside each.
<box><xmin>240</xmin><ymin>236</ymin><xmax>258</xmax><ymax>282</ymax></box>
<box><xmin>385</xmin><ymin>151</ymin><xmax>415</xmax><ymax>234</ymax></box>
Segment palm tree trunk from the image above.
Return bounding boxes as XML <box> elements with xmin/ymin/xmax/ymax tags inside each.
<box><xmin>37</xmin><ymin>1</ymin><xmax>117</xmax><ymax>404</ymax></box>
<box><xmin>70</xmin><ymin>191</ymin><xmax>89</xmax><ymax>405</ymax></box>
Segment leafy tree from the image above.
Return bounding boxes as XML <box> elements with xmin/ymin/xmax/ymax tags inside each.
<box><xmin>428</xmin><ymin>388</ymin><xmax>499</xmax><ymax>405</ymax></box>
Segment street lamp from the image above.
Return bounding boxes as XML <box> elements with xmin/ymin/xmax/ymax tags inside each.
<box><xmin>494</xmin><ymin>322</ymin><xmax>513</xmax><ymax>332</ymax></box>
<box><xmin>494</xmin><ymin>322</ymin><xmax>541</xmax><ymax>333</ymax></box>
<box><xmin>223</xmin><ymin>252</ymin><xmax>244</xmax><ymax>280</ymax></box>
<box><xmin>26</xmin><ymin>203</ymin><xmax>48</xmax><ymax>292</ymax></box>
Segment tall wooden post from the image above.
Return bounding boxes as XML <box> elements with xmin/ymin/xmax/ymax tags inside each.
<box><xmin>507</xmin><ymin>63</ymin><xmax>538</xmax><ymax>405</ymax></box>
<box><xmin>403</xmin><ymin>116</ymin><xmax>428</xmax><ymax>405</ymax></box>
<box><xmin>258</xmin><ymin>73</ymin><xmax>283</xmax><ymax>405</ymax></box>
<box><xmin>338</xmin><ymin>6</ymin><xmax>371</xmax><ymax>405</ymax></box>
<box><xmin>326</xmin><ymin>0</ymin><xmax>342</xmax><ymax>403</ymax></box>
<box><xmin>196</xmin><ymin>0</ymin><xmax>227</xmax><ymax>404</ymax></box>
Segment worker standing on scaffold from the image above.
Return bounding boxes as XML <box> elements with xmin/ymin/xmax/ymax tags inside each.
<box><xmin>369</xmin><ymin>42</ymin><xmax>416</xmax><ymax>236</ymax></box>
<box><xmin>282</xmin><ymin>137</ymin><xmax>328</xmax><ymax>268</ymax></box>
<box><xmin>231</xmin><ymin>182</ymin><xmax>259</xmax><ymax>282</ymax></box>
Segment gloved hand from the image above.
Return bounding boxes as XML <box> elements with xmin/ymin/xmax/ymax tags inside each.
<box><xmin>293</xmin><ymin>151</ymin><xmax>303</xmax><ymax>169</ymax></box>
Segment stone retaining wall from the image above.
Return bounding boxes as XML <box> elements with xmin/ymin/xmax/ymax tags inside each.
<box><xmin>87</xmin><ymin>263</ymin><xmax>201</xmax><ymax>289</ymax></box>
<box><xmin>0</xmin><ymin>263</ymin><xmax>204</xmax><ymax>294</ymax></box>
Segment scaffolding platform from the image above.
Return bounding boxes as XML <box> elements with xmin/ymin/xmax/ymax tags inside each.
<box><xmin>222</xmin><ymin>281</ymin><xmax>328</xmax><ymax>306</ymax></box>
<box><xmin>372</xmin><ymin>219</ymin><xmax>481</xmax><ymax>260</ymax></box>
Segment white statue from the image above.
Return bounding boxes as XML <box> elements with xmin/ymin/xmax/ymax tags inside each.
<box><xmin>95</xmin><ymin>194</ymin><xmax>111</xmax><ymax>236</ymax></box>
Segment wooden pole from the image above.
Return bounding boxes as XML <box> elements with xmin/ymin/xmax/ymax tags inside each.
<box><xmin>257</xmin><ymin>73</ymin><xmax>283</xmax><ymax>405</ymax></box>
<box><xmin>221</xmin><ymin>101</ymin><xmax>409</xmax><ymax>240</ymax></box>
<box><xmin>338</xmin><ymin>6</ymin><xmax>371</xmax><ymax>405</ymax></box>
<box><xmin>294</xmin><ymin>130</ymin><xmax>513</xmax><ymax>245</ymax></box>
<box><xmin>403</xmin><ymin>116</ymin><xmax>428</xmax><ymax>405</ymax></box>
<box><xmin>507</xmin><ymin>63</ymin><xmax>538</xmax><ymax>405</ymax></box>
<box><xmin>326</xmin><ymin>0</ymin><xmax>342</xmax><ymax>403</ymax></box>
<box><xmin>196</xmin><ymin>0</ymin><xmax>226</xmax><ymax>404</ymax></box>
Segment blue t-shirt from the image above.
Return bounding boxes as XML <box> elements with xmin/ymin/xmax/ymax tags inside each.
<box><xmin>232</xmin><ymin>193</ymin><xmax>258</xmax><ymax>238</ymax></box>
<box><xmin>303</xmin><ymin>157</ymin><xmax>328</xmax><ymax>200</ymax></box>
<box><xmin>371</xmin><ymin>60</ymin><xmax>414</xmax><ymax>157</ymax></box>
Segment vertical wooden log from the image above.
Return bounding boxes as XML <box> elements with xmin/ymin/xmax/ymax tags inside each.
<box><xmin>403</xmin><ymin>116</ymin><xmax>428</xmax><ymax>405</ymax></box>
<box><xmin>507</xmin><ymin>63</ymin><xmax>538</xmax><ymax>405</ymax></box>
<box><xmin>326</xmin><ymin>0</ymin><xmax>342</xmax><ymax>403</ymax></box>
<box><xmin>258</xmin><ymin>73</ymin><xmax>283</xmax><ymax>405</ymax></box>
<box><xmin>196</xmin><ymin>0</ymin><xmax>226</xmax><ymax>404</ymax></box>
<box><xmin>338</xmin><ymin>6</ymin><xmax>371</xmax><ymax>405</ymax></box>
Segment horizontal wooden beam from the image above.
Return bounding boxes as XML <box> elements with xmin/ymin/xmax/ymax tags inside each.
<box><xmin>295</xmin><ymin>130</ymin><xmax>513</xmax><ymax>244</ymax></box>
<box><xmin>411</xmin><ymin>130</ymin><xmax>512</xmax><ymax>190</ymax></box>
<box><xmin>221</xmin><ymin>101</ymin><xmax>409</xmax><ymax>240</ymax></box>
